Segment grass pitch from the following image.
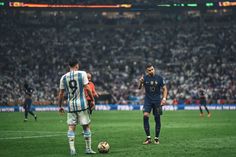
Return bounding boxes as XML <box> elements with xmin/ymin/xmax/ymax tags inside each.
<box><xmin>0</xmin><ymin>110</ymin><xmax>236</xmax><ymax>157</ymax></box>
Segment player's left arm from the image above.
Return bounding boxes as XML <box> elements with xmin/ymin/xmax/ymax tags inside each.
<box><xmin>161</xmin><ymin>85</ymin><xmax>168</xmax><ymax>106</ymax></box>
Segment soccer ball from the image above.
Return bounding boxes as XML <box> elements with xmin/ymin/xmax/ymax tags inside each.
<box><xmin>97</xmin><ymin>141</ymin><xmax>110</xmax><ymax>153</ymax></box>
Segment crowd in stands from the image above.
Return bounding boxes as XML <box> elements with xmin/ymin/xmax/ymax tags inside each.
<box><xmin>0</xmin><ymin>8</ymin><xmax>236</xmax><ymax>106</ymax></box>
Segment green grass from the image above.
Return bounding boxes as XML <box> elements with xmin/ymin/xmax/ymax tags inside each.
<box><xmin>0</xmin><ymin>110</ymin><xmax>236</xmax><ymax>157</ymax></box>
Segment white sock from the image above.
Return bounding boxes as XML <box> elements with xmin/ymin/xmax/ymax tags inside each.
<box><xmin>68</xmin><ymin>130</ymin><xmax>75</xmax><ymax>151</ymax></box>
<box><xmin>85</xmin><ymin>138</ymin><xmax>91</xmax><ymax>150</ymax></box>
<box><xmin>84</xmin><ymin>130</ymin><xmax>91</xmax><ymax>150</ymax></box>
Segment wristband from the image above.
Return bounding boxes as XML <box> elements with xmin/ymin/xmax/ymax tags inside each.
<box><xmin>162</xmin><ymin>98</ymin><xmax>166</xmax><ymax>101</ymax></box>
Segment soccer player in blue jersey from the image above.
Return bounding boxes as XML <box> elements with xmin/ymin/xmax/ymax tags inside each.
<box><xmin>138</xmin><ymin>64</ymin><xmax>168</xmax><ymax>144</ymax></box>
<box><xmin>58</xmin><ymin>59</ymin><xmax>96</xmax><ymax>155</ymax></box>
<box><xmin>199</xmin><ymin>89</ymin><xmax>211</xmax><ymax>117</ymax></box>
<box><xmin>23</xmin><ymin>83</ymin><xmax>37</xmax><ymax>122</ymax></box>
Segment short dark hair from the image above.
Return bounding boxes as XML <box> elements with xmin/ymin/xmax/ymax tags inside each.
<box><xmin>145</xmin><ymin>63</ymin><xmax>153</xmax><ymax>69</ymax></box>
<box><xmin>69</xmin><ymin>59</ymin><xmax>79</xmax><ymax>67</ymax></box>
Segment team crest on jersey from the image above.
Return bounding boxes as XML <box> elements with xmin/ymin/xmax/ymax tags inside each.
<box><xmin>151</xmin><ymin>87</ymin><xmax>155</xmax><ymax>92</ymax></box>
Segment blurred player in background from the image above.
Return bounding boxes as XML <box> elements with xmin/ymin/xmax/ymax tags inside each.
<box><xmin>58</xmin><ymin>59</ymin><xmax>96</xmax><ymax>155</ymax></box>
<box><xmin>23</xmin><ymin>83</ymin><xmax>37</xmax><ymax>122</ymax></box>
<box><xmin>199</xmin><ymin>89</ymin><xmax>211</xmax><ymax>117</ymax></box>
<box><xmin>138</xmin><ymin>64</ymin><xmax>168</xmax><ymax>145</ymax></box>
<box><xmin>85</xmin><ymin>72</ymin><xmax>99</xmax><ymax>114</ymax></box>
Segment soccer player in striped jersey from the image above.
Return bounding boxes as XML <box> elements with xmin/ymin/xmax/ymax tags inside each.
<box><xmin>58</xmin><ymin>59</ymin><xmax>96</xmax><ymax>155</ymax></box>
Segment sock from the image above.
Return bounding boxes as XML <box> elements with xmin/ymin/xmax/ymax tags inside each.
<box><xmin>67</xmin><ymin>130</ymin><xmax>75</xmax><ymax>151</ymax></box>
<box><xmin>205</xmin><ymin>106</ymin><xmax>210</xmax><ymax>114</ymax></box>
<box><xmin>24</xmin><ymin>111</ymin><xmax>28</xmax><ymax>119</ymax></box>
<box><xmin>154</xmin><ymin>115</ymin><xmax>161</xmax><ymax>138</ymax></box>
<box><xmin>199</xmin><ymin>106</ymin><xmax>203</xmax><ymax>114</ymax></box>
<box><xmin>29</xmin><ymin>111</ymin><xmax>35</xmax><ymax>117</ymax></box>
<box><xmin>84</xmin><ymin>130</ymin><xmax>91</xmax><ymax>150</ymax></box>
<box><xmin>143</xmin><ymin>116</ymin><xmax>150</xmax><ymax>137</ymax></box>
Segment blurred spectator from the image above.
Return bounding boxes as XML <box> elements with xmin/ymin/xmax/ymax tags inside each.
<box><xmin>0</xmin><ymin>9</ymin><xmax>235</xmax><ymax>105</ymax></box>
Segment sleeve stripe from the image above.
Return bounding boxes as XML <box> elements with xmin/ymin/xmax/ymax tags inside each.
<box><xmin>78</xmin><ymin>73</ymin><xmax>85</xmax><ymax>110</ymax></box>
<box><xmin>63</xmin><ymin>75</ymin><xmax>71</xmax><ymax>112</ymax></box>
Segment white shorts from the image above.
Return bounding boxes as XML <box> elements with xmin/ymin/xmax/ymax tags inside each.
<box><xmin>67</xmin><ymin>110</ymin><xmax>91</xmax><ymax>126</ymax></box>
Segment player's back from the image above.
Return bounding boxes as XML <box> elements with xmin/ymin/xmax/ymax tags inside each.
<box><xmin>60</xmin><ymin>70</ymin><xmax>88</xmax><ymax>112</ymax></box>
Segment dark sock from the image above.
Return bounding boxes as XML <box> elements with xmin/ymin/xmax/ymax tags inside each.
<box><xmin>25</xmin><ymin>111</ymin><xmax>28</xmax><ymax>119</ymax></box>
<box><xmin>143</xmin><ymin>116</ymin><xmax>150</xmax><ymax>137</ymax></box>
<box><xmin>155</xmin><ymin>115</ymin><xmax>161</xmax><ymax>138</ymax></box>
<box><xmin>199</xmin><ymin>106</ymin><xmax>203</xmax><ymax>114</ymax></box>
<box><xmin>205</xmin><ymin>106</ymin><xmax>210</xmax><ymax>114</ymax></box>
<box><xmin>29</xmin><ymin>111</ymin><xmax>35</xmax><ymax>117</ymax></box>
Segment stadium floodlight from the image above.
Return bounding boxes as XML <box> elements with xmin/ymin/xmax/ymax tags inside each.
<box><xmin>0</xmin><ymin>2</ymin><xmax>4</xmax><ymax>6</ymax></box>
<box><xmin>206</xmin><ymin>3</ymin><xmax>214</xmax><ymax>7</ymax></box>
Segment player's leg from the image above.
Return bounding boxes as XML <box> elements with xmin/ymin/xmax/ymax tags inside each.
<box><xmin>28</xmin><ymin>103</ymin><xmax>37</xmax><ymax>121</ymax></box>
<box><xmin>199</xmin><ymin>105</ymin><xmax>203</xmax><ymax>117</ymax></box>
<box><xmin>28</xmin><ymin>102</ymin><xmax>37</xmax><ymax>120</ymax></box>
<box><xmin>79</xmin><ymin>110</ymin><xmax>96</xmax><ymax>154</ymax></box>
<box><xmin>143</xmin><ymin>104</ymin><xmax>152</xmax><ymax>144</ymax></box>
<box><xmin>67</xmin><ymin>113</ymin><xmax>77</xmax><ymax>155</ymax></box>
<box><xmin>28</xmin><ymin>110</ymin><xmax>37</xmax><ymax>121</ymax></box>
<box><xmin>82</xmin><ymin>125</ymin><xmax>96</xmax><ymax>154</ymax></box>
<box><xmin>153</xmin><ymin>105</ymin><xmax>161</xmax><ymax>144</ymax></box>
<box><xmin>204</xmin><ymin>105</ymin><xmax>211</xmax><ymax>117</ymax></box>
<box><xmin>24</xmin><ymin>106</ymin><xmax>28</xmax><ymax>122</ymax></box>
<box><xmin>26</xmin><ymin>99</ymin><xmax>37</xmax><ymax>120</ymax></box>
<box><xmin>24</xmin><ymin>100</ymin><xmax>29</xmax><ymax>122</ymax></box>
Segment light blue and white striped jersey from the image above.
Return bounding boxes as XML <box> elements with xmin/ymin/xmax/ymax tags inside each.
<box><xmin>60</xmin><ymin>70</ymin><xmax>89</xmax><ymax>112</ymax></box>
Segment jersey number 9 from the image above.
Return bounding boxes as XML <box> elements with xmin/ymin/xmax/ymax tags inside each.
<box><xmin>69</xmin><ymin>80</ymin><xmax>78</xmax><ymax>95</ymax></box>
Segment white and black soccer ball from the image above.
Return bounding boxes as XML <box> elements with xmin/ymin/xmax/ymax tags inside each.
<box><xmin>97</xmin><ymin>141</ymin><xmax>110</xmax><ymax>153</ymax></box>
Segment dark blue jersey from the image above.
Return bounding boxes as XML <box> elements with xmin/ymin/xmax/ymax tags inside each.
<box><xmin>25</xmin><ymin>87</ymin><xmax>33</xmax><ymax>97</ymax></box>
<box><xmin>199</xmin><ymin>90</ymin><xmax>206</xmax><ymax>99</ymax></box>
<box><xmin>143</xmin><ymin>74</ymin><xmax>165</xmax><ymax>103</ymax></box>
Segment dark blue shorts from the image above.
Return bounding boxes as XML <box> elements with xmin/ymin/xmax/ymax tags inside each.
<box><xmin>143</xmin><ymin>103</ymin><xmax>162</xmax><ymax>116</ymax></box>
<box><xmin>200</xmin><ymin>99</ymin><xmax>207</xmax><ymax>105</ymax></box>
<box><xmin>24</xmin><ymin>98</ymin><xmax>32</xmax><ymax>111</ymax></box>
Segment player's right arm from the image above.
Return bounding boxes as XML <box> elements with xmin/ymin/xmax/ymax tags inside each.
<box><xmin>58</xmin><ymin>89</ymin><xmax>65</xmax><ymax>113</ymax></box>
<box><xmin>138</xmin><ymin>75</ymin><xmax>144</xmax><ymax>89</ymax></box>
<box><xmin>58</xmin><ymin>75</ymin><xmax>65</xmax><ymax>113</ymax></box>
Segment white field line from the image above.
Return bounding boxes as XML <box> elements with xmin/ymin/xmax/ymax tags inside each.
<box><xmin>0</xmin><ymin>134</ymin><xmax>62</xmax><ymax>140</ymax></box>
<box><xmin>0</xmin><ymin>130</ymin><xmax>65</xmax><ymax>140</ymax></box>
<box><xmin>0</xmin><ymin>130</ymin><xmax>65</xmax><ymax>134</ymax></box>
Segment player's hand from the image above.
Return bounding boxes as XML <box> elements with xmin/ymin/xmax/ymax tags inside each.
<box><xmin>89</xmin><ymin>101</ymin><xmax>95</xmax><ymax>110</ymax></box>
<box><xmin>161</xmin><ymin>98</ymin><xmax>167</xmax><ymax>106</ymax></box>
<box><xmin>88</xmin><ymin>101</ymin><xmax>95</xmax><ymax>115</ymax></box>
<box><xmin>139</xmin><ymin>75</ymin><xmax>144</xmax><ymax>83</ymax></box>
<box><xmin>59</xmin><ymin>107</ymin><xmax>65</xmax><ymax>114</ymax></box>
<box><xmin>95</xmin><ymin>92</ymin><xmax>99</xmax><ymax>98</ymax></box>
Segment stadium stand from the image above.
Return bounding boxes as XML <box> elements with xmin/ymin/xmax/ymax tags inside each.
<box><xmin>0</xmin><ymin>7</ymin><xmax>236</xmax><ymax>106</ymax></box>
